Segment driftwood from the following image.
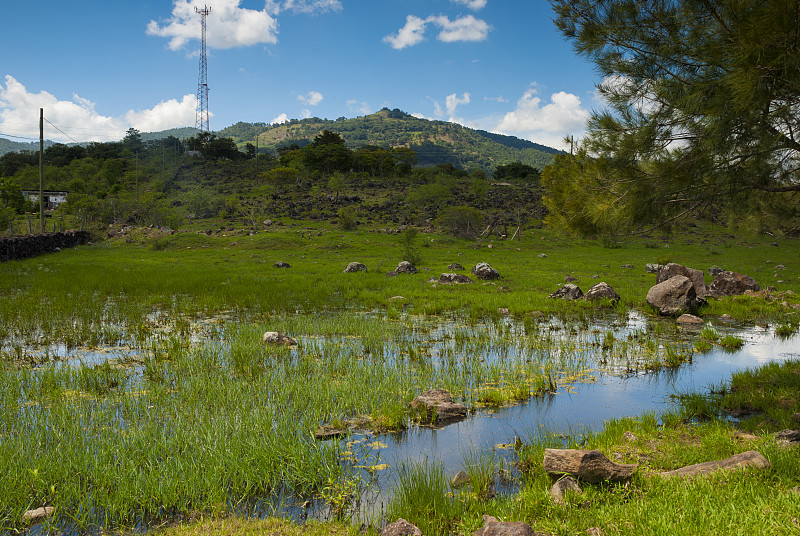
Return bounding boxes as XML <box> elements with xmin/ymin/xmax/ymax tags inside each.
<box><xmin>543</xmin><ymin>449</ymin><xmax>638</xmax><ymax>483</ymax></box>
<box><xmin>658</xmin><ymin>450</ymin><xmax>770</xmax><ymax>479</ymax></box>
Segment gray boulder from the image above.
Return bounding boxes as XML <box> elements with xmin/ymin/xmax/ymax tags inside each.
<box><xmin>439</xmin><ymin>273</ymin><xmax>474</xmax><ymax>284</ymax></box>
<box><xmin>448</xmin><ymin>263</ymin><xmax>465</xmax><ymax>271</ymax></box>
<box><xmin>273</xmin><ymin>261</ymin><xmax>291</xmax><ymax>268</ymax></box>
<box><xmin>657</xmin><ymin>263</ymin><xmax>707</xmax><ymax>297</ymax></box>
<box><xmin>396</xmin><ymin>261</ymin><xmax>418</xmax><ymax>274</ymax></box>
<box><xmin>646</xmin><ymin>275</ymin><xmax>701</xmax><ymax>315</ymax></box>
<box><xmin>344</xmin><ymin>262</ymin><xmax>367</xmax><ymax>273</ymax></box>
<box><xmin>708</xmin><ymin>271</ymin><xmax>761</xmax><ymax>297</ymax></box>
<box><xmin>549</xmin><ymin>284</ymin><xmax>583</xmax><ymax>300</ymax></box>
<box><xmin>583</xmin><ymin>282</ymin><xmax>620</xmax><ymax>302</ymax></box>
<box><xmin>382</xmin><ymin>519</ymin><xmax>423</xmax><ymax>536</ymax></box>
<box><xmin>472</xmin><ymin>262</ymin><xmax>500</xmax><ymax>280</ymax></box>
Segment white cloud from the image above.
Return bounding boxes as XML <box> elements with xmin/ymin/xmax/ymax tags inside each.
<box><xmin>0</xmin><ymin>75</ymin><xmax>195</xmax><ymax>142</ymax></box>
<box><xmin>297</xmin><ymin>90</ymin><xmax>324</xmax><ymax>106</ymax></box>
<box><xmin>347</xmin><ymin>99</ymin><xmax>371</xmax><ymax>115</ymax></box>
<box><xmin>301</xmin><ymin>108</ymin><xmax>312</xmax><ymax>118</ymax></box>
<box><xmin>383</xmin><ymin>15</ymin><xmax>428</xmax><ymax>50</ymax></box>
<box><xmin>451</xmin><ymin>0</ymin><xmax>487</xmax><ymax>10</ymax></box>
<box><xmin>431</xmin><ymin>15</ymin><xmax>490</xmax><ymax>43</ymax></box>
<box><xmin>270</xmin><ymin>113</ymin><xmax>289</xmax><ymax>124</ymax></box>
<box><xmin>485</xmin><ymin>95</ymin><xmax>508</xmax><ymax>103</ymax></box>
<box><xmin>384</xmin><ymin>14</ymin><xmax>490</xmax><ymax>49</ymax></box>
<box><xmin>494</xmin><ymin>85</ymin><xmax>590</xmax><ymax>149</ymax></box>
<box><xmin>282</xmin><ymin>0</ymin><xmax>342</xmax><ymax>14</ymax></box>
<box><xmin>147</xmin><ymin>0</ymin><xmax>279</xmax><ymax>50</ymax></box>
<box><xmin>125</xmin><ymin>95</ymin><xmax>198</xmax><ymax>132</ymax></box>
<box><xmin>445</xmin><ymin>92</ymin><xmax>470</xmax><ymax>115</ymax></box>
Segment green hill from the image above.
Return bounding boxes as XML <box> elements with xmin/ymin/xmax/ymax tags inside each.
<box><xmin>219</xmin><ymin>108</ymin><xmax>561</xmax><ymax>172</ymax></box>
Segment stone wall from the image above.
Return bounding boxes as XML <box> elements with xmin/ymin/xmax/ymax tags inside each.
<box><xmin>0</xmin><ymin>231</ymin><xmax>91</xmax><ymax>262</ymax></box>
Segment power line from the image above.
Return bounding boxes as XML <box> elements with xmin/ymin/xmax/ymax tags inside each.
<box><xmin>0</xmin><ymin>131</ymin><xmax>38</xmax><ymax>141</ymax></box>
<box><xmin>43</xmin><ymin>118</ymin><xmax>80</xmax><ymax>144</ymax></box>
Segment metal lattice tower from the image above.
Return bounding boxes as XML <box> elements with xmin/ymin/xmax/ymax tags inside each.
<box><xmin>195</xmin><ymin>5</ymin><xmax>211</xmax><ymax>133</ymax></box>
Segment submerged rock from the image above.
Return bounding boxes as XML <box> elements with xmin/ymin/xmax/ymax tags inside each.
<box><xmin>22</xmin><ymin>507</ymin><xmax>54</xmax><ymax>524</ymax></box>
<box><xmin>451</xmin><ymin>470</ymin><xmax>471</xmax><ymax>488</ymax></box>
<box><xmin>410</xmin><ymin>388</ymin><xmax>467</xmax><ymax>423</ymax></box>
<box><xmin>676</xmin><ymin>314</ymin><xmax>704</xmax><ymax>325</ymax></box>
<box><xmin>261</xmin><ymin>332</ymin><xmax>297</xmax><ymax>346</ymax></box>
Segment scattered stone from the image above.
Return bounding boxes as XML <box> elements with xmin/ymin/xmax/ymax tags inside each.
<box><xmin>732</xmin><ymin>431</ymin><xmax>759</xmax><ymax>442</ymax></box>
<box><xmin>314</xmin><ymin>427</ymin><xmax>347</xmax><ymax>440</ymax></box>
<box><xmin>543</xmin><ymin>449</ymin><xmax>638</xmax><ymax>483</ymax></box>
<box><xmin>709</xmin><ymin>265</ymin><xmax>725</xmax><ymax>276</ymax></box>
<box><xmin>22</xmin><ymin>507</ymin><xmax>54</xmax><ymax>524</ymax></box>
<box><xmin>549</xmin><ymin>284</ymin><xmax>584</xmax><ymax>300</ymax></box>
<box><xmin>473</xmin><ymin>516</ymin><xmax>537</xmax><ymax>536</ymax></box>
<box><xmin>396</xmin><ymin>261</ymin><xmax>418</xmax><ymax>274</ymax></box>
<box><xmin>538</xmin><ymin>253</ymin><xmax>548</xmax><ymax>258</ymax></box>
<box><xmin>472</xmin><ymin>262</ymin><xmax>501</xmax><ymax>280</ymax></box>
<box><xmin>389</xmin><ymin>296</ymin><xmax>406</xmax><ymax>301</ymax></box>
<box><xmin>676</xmin><ymin>314</ymin><xmax>704</xmax><ymax>325</ymax></box>
<box><xmin>451</xmin><ymin>470</ymin><xmax>471</xmax><ymax>488</ymax></box>
<box><xmin>498</xmin><ymin>307</ymin><xmax>510</xmax><ymax>315</ymax></box>
<box><xmin>343</xmin><ymin>262</ymin><xmax>367</xmax><ymax>273</ymax></box>
<box><xmin>658</xmin><ymin>450</ymin><xmax>770</xmax><ymax>479</ymax></box>
<box><xmin>261</xmin><ymin>332</ymin><xmax>297</xmax><ymax>346</ymax></box>
<box><xmin>586</xmin><ymin>528</ymin><xmax>603</xmax><ymax>536</ymax></box>
<box><xmin>708</xmin><ymin>271</ymin><xmax>761</xmax><ymax>297</ymax></box>
<box><xmin>410</xmin><ymin>388</ymin><xmax>467</xmax><ymax>423</ymax></box>
<box><xmin>565</xmin><ymin>275</ymin><xmax>579</xmax><ymax>283</ymax></box>
<box><xmin>776</xmin><ymin>264</ymin><xmax>786</xmax><ymax>271</ymax></box>
<box><xmin>550</xmin><ymin>476</ymin><xmax>582</xmax><ymax>505</ymax></box>
<box><xmin>386</xmin><ymin>271</ymin><xmax>398</xmax><ymax>277</ymax></box>
<box><xmin>645</xmin><ymin>263</ymin><xmax>662</xmax><ymax>274</ymax></box>
<box><xmin>583</xmin><ymin>282</ymin><xmax>620</xmax><ymax>302</ymax></box>
<box><xmin>273</xmin><ymin>261</ymin><xmax>290</xmax><ymax>268</ymax></box>
<box><xmin>382</xmin><ymin>518</ymin><xmax>422</xmax><ymax>536</ymax></box>
<box><xmin>622</xmin><ymin>431</ymin><xmax>638</xmax><ymax>443</ymax></box>
<box><xmin>439</xmin><ymin>273</ymin><xmax>474</xmax><ymax>284</ymax></box>
<box><xmin>646</xmin><ymin>275</ymin><xmax>702</xmax><ymax>315</ymax></box>
<box><xmin>448</xmin><ymin>263</ymin><xmax>465</xmax><ymax>271</ymax></box>
<box><xmin>657</xmin><ymin>263</ymin><xmax>707</xmax><ymax>297</ymax></box>
<box><xmin>621</xmin><ymin>264</ymin><xmax>635</xmax><ymax>269</ymax></box>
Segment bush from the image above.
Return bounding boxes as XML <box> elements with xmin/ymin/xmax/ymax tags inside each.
<box><xmin>401</xmin><ymin>228</ymin><xmax>422</xmax><ymax>265</ymax></box>
<box><xmin>337</xmin><ymin>207</ymin><xmax>357</xmax><ymax>231</ymax></box>
<box><xmin>435</xmin><ymin>206</ymin><xmax>484</xmax><ymax>238</ymax></box>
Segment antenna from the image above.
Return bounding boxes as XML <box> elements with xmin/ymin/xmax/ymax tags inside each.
<box><xmin>195</xmin><ymin>5</ymin><xmax>211</xmax><ymax>134</ymax></box>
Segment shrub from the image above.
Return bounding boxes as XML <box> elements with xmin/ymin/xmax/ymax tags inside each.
<box><xmin>435</xmin><ymin>206</ymin><xmax>484</xmax><ymax>238</ymax></box>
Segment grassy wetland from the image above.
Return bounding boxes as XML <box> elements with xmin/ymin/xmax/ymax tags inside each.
<box><xmin>1</xmin><ymin>221</ymin><xmax>799</xmax><ymax>535</ymax></box>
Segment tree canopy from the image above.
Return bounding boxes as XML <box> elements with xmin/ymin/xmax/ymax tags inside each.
<box><xmin>546</xmin><ymin>0</ymin><xmax>800</xmax><ymax>233</ymax></box>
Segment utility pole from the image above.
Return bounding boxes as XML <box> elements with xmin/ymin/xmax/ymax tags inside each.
<box><xmin>39</xmin><ymin>108</ymin><xmax>44</xmax><ymax>233</ymax></box>
<box><xmin>195</xmin><ymin>5</ymin><xmax>211</xmax><ymax>134</ymax></box>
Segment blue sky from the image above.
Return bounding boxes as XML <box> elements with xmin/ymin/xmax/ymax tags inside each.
<box><xmin>0</xmin><ymin>1</ymin><xmax>600</xmax><ymax>149</ymax></box>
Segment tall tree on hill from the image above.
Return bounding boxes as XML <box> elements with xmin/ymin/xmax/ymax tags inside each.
<box><xmin>545</xmin><ymin>0</ymin><xmax>800</xmax><ymax>234</ymax></box>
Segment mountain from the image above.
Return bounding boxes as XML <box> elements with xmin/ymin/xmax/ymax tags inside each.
<box><xmin>219</xmin><ymin>108</ymin><xmax>562</xmax><ymax>172</ymax></box>
<box><xmin>0</xmin><ymin>138</ymin><xmax>52</xmax><ymax>156</ymax></box>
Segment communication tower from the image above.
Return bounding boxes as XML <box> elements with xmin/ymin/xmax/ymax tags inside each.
<box><xmin>195</xmin><ymin>5</ymin><xmax>211</xmax><ymax>133</ymax></box>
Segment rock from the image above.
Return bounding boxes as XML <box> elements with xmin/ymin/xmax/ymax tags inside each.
<box><xmin>439</xmin><ymin>273</ymin><xmax>474</xmax><ymax>284</ymax></box>
<box><xmin>732</xmin><ymin>431</ymin><xmax>759</xmax><ymax>442</ymax></box>
<box><xmin>410</xmin><ymin>388</ymin><xmax>467</xmax><ymax>423</ymax></box>
<box><xmin>261</xmin><ymin>332</ymin><xmax>297</xmax><ymax>346</ymax></box>
<box><xmin>448</xmin><ymin>263</ymin><xmax>465</xmax><ymax>271</ymax></box>
<box><xmin>622</xmin><ymin>431</ymin><xmax>638</xmax><ymax>443</ymax></box>
<box><xmin>586</xmin><ymin>529</ymin><xmax>603</xmax><ymax>536</ymax></box>
<box><xmin>583</xmin><ymin>282</ymin><xmax>620</xmax><ymax>302</ymax></box>
<box><xmin>645</xmin><ymin>263</ymin><xmax>662</xmax><ymax>274</ymax></box>
<box><xmin>776</xmin><ymin>264</ymin><xmax>786</xmax><ymax>271</ymax></box>
<box><xmin>709</xmin><ymin>265</ymin><xmax>725</xmax><ymax>276</ymax></box>
<box><xmin>273</xmin><ymin>261</ymin><xmax>290</xmax><ymax>268</ymax></box>
<box><xmin>22</xmin><ymin>507</ymin><xmax>54</xmax><ymax>524</ymax></box>
<box><xmin>473</xmin><ymin>517</ymin><xmax>537</xmax><ymax>536</ymax></box>
<box><xmin>498</xmin><ymin>308</ymin><xmax>510</xmax><ymax>315</ymax></box>
<box><xmin>565</xmin><ymin>275</ymin><xmax>579</xmax><ymax>283</ymax></box>
<box><xmin>396</xmin><ymin>261</ymin><xmax>418</xmax><ymax>274</ymax></box>
<box><xmin>451</xmin><ymin>470</ymin><xmax>471</xmax><ymax>488</ymax></box>
<box><xmin>658</xmin><ymin>450</ymin><xmax>770</xmax><ymax>478</ymax></box>
<box><xmin>382</xmin><ymin>518</ymin><xmax>423</xmax><ymax>536</ymax></box>
<box><xmin>344</xmin><ymin>262</ymin><xmax>367</xmax><ymax>273</ymax></box>
<box><xmin>646</xmin><ymin>275</ymin><xmax>701</xmax><ymax>315</ymax></box>
<box><xmin>543</xmin><ymin>449</ymin><xmax>638</xmax><ymax>483</ymax></box>
<box><xmin>386</xmin><ymin>271</ymin><xmax>398</xmax><ymax>277</ymax></box>
<box><xmin>472</xmin><ymin>262</ymin><xmax>500</xmax><ymax>280</ymax></box>
<box><xmin>538</xmin><ymin>253</ymin><xmax>548</xmax><ymax>258</ymax></box>
<box><xmin>676</xmin><ymin>314</ymin><xmax>704</xmax><ymax>325</ymax></box>
<box><xmin>389</xmin><ymin>296</ymin><xmax>406</xmax><ymax>301</ymax></box>
<box><xmin>550</xmin><ymin>475</ymin><xmax>582</xmax><ymax>505</ymax></box>
<box><xmin>775</xmin><ymin>429</ymin><xmax>800</xmax><ymax>442</ymax></box>
<box><xmin>657</xmin><ymin>263</ymin><xmax>707</xmax><ymax>297</ymax></box>
<box><xmin>314</xmin><ymin>427</ymin><xmax>347</xmax><ymax>440</ymax></box>
<box><xmin>549</xmin><ymin>284</ymin><xmax>584</xmax><ymax>300</ymax></box>
<box><xmin>621</xmin><ymin>264</ymin><xmax>635</xmax><ymax>269</ymax></box>
<box><xmin>708</xmin><ymin>271</ymin><xmax>761</xmax><ymax>297</ymax></box>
